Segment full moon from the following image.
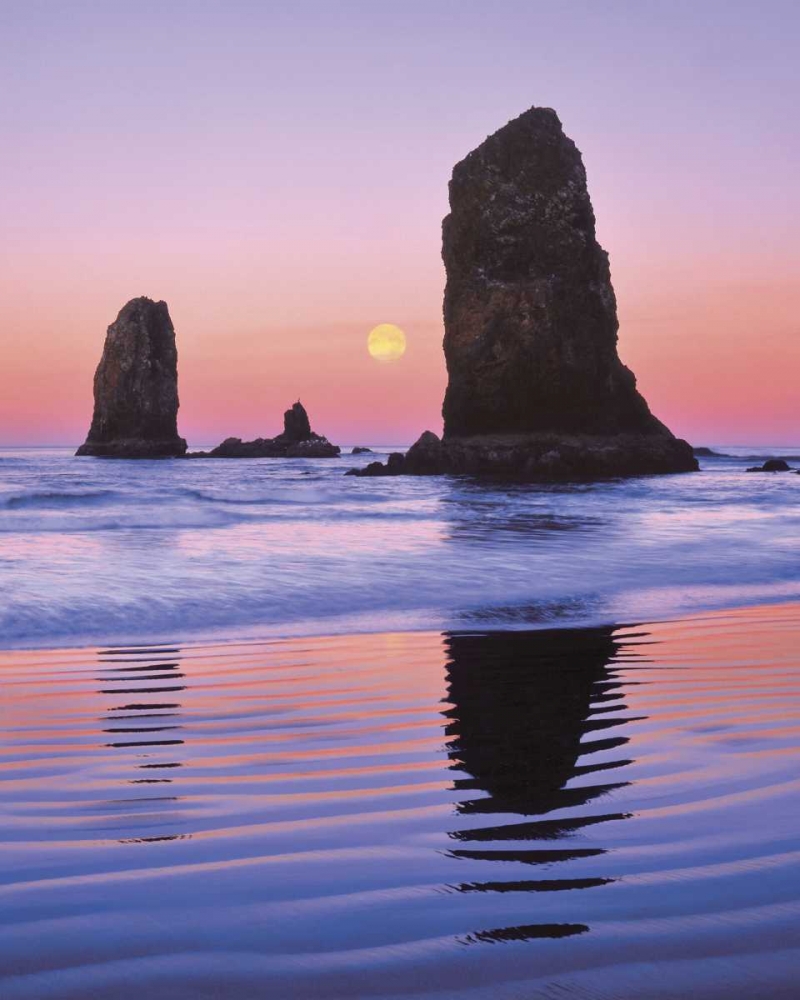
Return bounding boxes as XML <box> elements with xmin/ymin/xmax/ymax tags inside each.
<box><xmin>367</xmin><ymin>324</ymin><xmax>406</xmax><ymax>363</ymax></box>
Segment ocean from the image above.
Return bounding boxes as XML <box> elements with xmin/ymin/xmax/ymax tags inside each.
<box><xmin>1</xmin><ymin>446</ymin><xmax>799</xmax><ymax>650</ymax></box>
<box><xmin>1</xmin><ymin>447</ymin><xmax>799</xmax><ymax>998</ymax></box>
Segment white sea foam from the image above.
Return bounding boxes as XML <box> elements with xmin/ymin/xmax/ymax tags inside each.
<box><xmin>0</xmin><ymin>446</ymin><xmax>798</xmax><ymax>649</ymax></box>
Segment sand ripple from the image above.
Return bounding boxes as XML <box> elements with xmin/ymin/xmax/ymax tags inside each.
<box><xmin>1</xmin><ymin>604</ymin><xmax>799</xmax><ymax>998</ymax></box>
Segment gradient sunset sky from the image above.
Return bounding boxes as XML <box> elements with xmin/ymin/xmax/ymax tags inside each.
<box><xmin>1</xmin><ymin>0</ymin><xmax>797</xmax><ymax>446</ymax></box>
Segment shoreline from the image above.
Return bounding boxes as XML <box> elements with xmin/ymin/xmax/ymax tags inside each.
<box><xmin>3</xmin><ymin>444</ymin><xmax>799</xmax><ymax>656</ymax></box>
<box><xmin>4</xmin><ymin>592</ymin><xmax>800</xmax><ymax>657</ymax></box>
<box><xmin>2</xmin><ymin>596</ymin><xmax>798</xmax><ymax>999</ymax></box>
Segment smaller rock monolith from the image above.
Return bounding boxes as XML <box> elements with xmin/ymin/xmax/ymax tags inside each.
<box><xmin>76</xmin><ymin>297</ymin><xmax>186</xmax><ymax>458</ymax></box>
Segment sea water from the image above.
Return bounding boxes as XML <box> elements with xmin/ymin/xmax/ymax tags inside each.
<box><xmin>0</xmin><ymin>445</ymin><xmax>798</xmax><ymax>650</ymax></box>
<box><xmin>2</xmin><ymin>447</ymin><xmax>800</xmax><ymax>998</ymax></box>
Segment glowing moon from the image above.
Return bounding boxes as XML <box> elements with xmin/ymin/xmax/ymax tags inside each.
<box><xmin>368</xmin><ymin>324</ymin><xmax>406</xmax><ymax>363</ymax></box>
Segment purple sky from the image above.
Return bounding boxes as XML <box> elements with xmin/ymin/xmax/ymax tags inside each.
<box><xmin>1</xmin><ymin>0</ymin><xmax>798</xmax><ymax>445</ymax></box>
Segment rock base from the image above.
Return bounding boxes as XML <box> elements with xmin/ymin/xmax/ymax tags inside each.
<box><xmin>77</xmin><ymin>438</ymin><xmax>186</xmax><ymax>458</ymax></box>
<box><xmin>189</xmin><ymin>435</ymin><xmax>339</xmax><ymax>459</ymax></box>
<box><xmin>347</xmin><ymin>431</ymin><xmax>697</xmax><ymax>479</ymax></box>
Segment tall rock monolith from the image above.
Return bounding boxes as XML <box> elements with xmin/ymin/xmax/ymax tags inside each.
<box><xmin>442</xmin><ymin>106</ymin><xmax>668</xmax><ymax>438</ymax></box>
<box><xmin>350</xmin><ymin>107</ymin><xmax>696</xmax><ymax>479</ymax></box>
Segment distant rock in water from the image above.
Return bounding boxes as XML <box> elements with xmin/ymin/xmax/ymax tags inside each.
<box><xmin>348</xmin><ymin>429</ymin><xmax>693</xmax><ymax>479</ymax></box>
<box><xmin>693</xmin><ymin>446</ymin><xmax>725</xmax><ymax>457</ymax></box>
<box><xmin>350</xmin><ymin>107</ymin><xmax>696</xmax><ymax>480</ymax></box>
<box><xmin>747</xmin><ymin>459</ymin><xmax>793</xmax><ymax>473</ymax></box>
<box><xmin>351</xmin><ymin>446</ymin><xmax>373</xmax><ymax>454</ymax></box>
<box><xmin>189</xmin><ymin>401</ymin><xmax>340</xmax><ymax>458</ymax></box>
<box><xmin>76</xmin><ymin>297</ymin><xmax>187</xmax><ymax>458</ymax></box>
<box><xmin>281</xmin><ymin>401</ymin><xmax>312</xmax><ymax>443</ymax></box>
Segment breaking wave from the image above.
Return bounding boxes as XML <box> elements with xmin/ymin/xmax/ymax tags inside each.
<box><xmin>0</xmin><ymin>444</ymin><xmax>798</xmax><ymax>649</ymax></box>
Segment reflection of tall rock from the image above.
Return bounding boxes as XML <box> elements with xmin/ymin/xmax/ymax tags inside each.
<box><xmin>350</xmin><ymin>108</ymin><xmax>697</xmax><ymax>479</ymax></box>
<box><xmin>442</xmin><ymin>626</ymin><xmax>635</xmax><ymax>943</ymax></box>
<box><xmin>443</xmin><ymin>627</ymin><xmax>630</xmax><ymax>818</ymax></box>
<box><xmin>77</xmin><ymin>297</ymin><xmax>186</xmax><ymax>458</ymax></box>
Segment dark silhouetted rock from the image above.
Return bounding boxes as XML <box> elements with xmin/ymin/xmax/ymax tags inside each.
<box><xmin>351</xmin><ymin>446</ymin><xmax>373</xmax><ymax>454</ymax></box>
<box><xmin>351</xmin><ymin>429</ymin><xmax>698</xmax><ymax>480</ymax></box>
<box><xmin>188</xmin><ymin>401</ymin><xmax>339</xmax><ymax>458</ymax></box>
<box><xmin>349</xmin><ymin>108</ymin><xmax>696</xmax><ymax>481</ymax></box>
<box><xmin>279</xmin><ymin>401</ymin><xmax>312</xmax><ymax>443</ymax></box>
<box><xmin>442</xmin><ymin>107</ymin><xmax>665</xmax><ymax>440</ymax></box>
<box><xmin>693</xmin><ymin>447</ymin><xmax>725</xmax><ymax>457</ymax></box>
<box><xmin>76</xmin><ymin>297</ymin><xmax>186</xmax><ymax>458</ymax></box>
<box><xmin>285</xmin><ymin>438</ymin><xmax>339</xmax><ymax>458</ymax></box>
<box><xmin>346</xmin><ymin>454</ymin><xmax>403</xmax><ymax>477</ymax></box>
<box><xmin>403</xmin><ymin>431</ymin><xmax>445</xmax><ymax>474</ymax></box>
<box><xmin>747</xmin><ymin>459</ymin><xmax>792</xmax><ymax>472</ymax></box>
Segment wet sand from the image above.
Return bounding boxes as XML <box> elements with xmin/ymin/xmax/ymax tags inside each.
<box><xmin>1</xmin><ymin>601</ymin><xmax>798</xmax><ymax>998</ymax></box>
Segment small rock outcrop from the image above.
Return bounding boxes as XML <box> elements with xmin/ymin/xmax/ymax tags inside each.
<box><xmin>76</xmin><ymin>297</ymin><xmax>186</xmax><ymax>458</ymax></box>
<box><xmin>351</xmin><ymin>446</ymin><xmax>373</xmax><ymax>455</ymax></box>
<box><xmin>350</xmin><ymin>107</ymin><xmax>696</xmax><ymax>480</ymax></box>
<box><xmin>747</xmin><ymin>459</ymin><xmax>793</xmax><ymax>473</ymax></box>
<box><xmin>190</xmin><ymin>401</ymin><xmax>339</xmax><ymax>458</ymax></box>
<box><xmin>281</xmin><ymin>401</ymin><xmax>312</xmax><ymax>443</ymax></box>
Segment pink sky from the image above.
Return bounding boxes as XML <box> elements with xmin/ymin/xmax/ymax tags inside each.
<box><xmin>1</xmin><ymin>1</ymin><xmax>797</xmax><ymax>447</ymax></box>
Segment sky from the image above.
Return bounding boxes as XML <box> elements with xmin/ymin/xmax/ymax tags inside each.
<box><xmin>1</xmin><ymin>0</ymin><xmax>798</xmax><ymax>447</ymax></box>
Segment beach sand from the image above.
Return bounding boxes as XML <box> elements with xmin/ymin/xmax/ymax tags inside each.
<box><xmin>1</xmin><ymin>601</ymin><xmax>798</xmax><ymax>998</ymax></box>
